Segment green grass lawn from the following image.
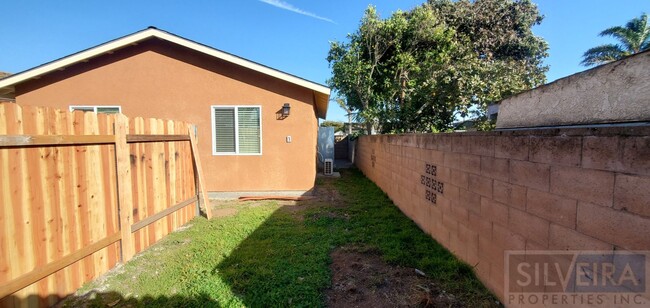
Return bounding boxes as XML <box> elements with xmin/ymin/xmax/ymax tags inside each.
<box><xmin>62</xmin><ymin>169</ymin><xmax>498</xmax><ymax>307</ymax></box>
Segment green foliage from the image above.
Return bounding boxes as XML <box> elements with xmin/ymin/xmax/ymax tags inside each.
<box><xmin>327</xmin><ymin>0</ymin><xmax>548</xmax><ymax>133</ymax></box>
<box><xmin>319</xmin><ymin>120</ymin><xmax>345</xmax><ymax>132</ymax></box>
<box><xmin>581</xmin><ymin>13</ymin><xmax>650</xmax><ymax>66</ymax></box>
<box><xmin>327</xmin><ymin>6</ymin><xmax>392</xmax><ymax>135</ymax></box>
<box><xmin>64</xmin><ymin>170</ymin><xmax>497</xmax><ymax>307</ymax></box>
<box><xmin>475</xmin><ymin>117</ymin><xmax>497</xmax><ymax>132</ymax></box>
<box><xmin>348</xmin><ymin>129</ymin><xmax>366</xmax><ymax>140</ymax></box>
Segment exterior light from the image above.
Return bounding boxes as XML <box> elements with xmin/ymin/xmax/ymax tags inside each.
<box><xmin>282</xmin><ymin>103</ymin><xmax>291</xmax><ymax>117</ymax></box>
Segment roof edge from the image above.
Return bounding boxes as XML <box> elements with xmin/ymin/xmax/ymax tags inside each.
<box><xmin>0</xmin><ymin>28</ymin><xmax>331</xmax><ymax>99</ymax></box>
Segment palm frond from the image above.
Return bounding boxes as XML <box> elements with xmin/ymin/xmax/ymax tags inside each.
<box><xmin>583</xmin><ymin>13</ymin><xmax>650</xmax><ymax>66</ymax></box>
<box><xmin>642</xmin><ymin>39</ymin><xmax>650</xmax><ymax>51</ymax></box>
<box><xmin>600</xmin><ymin>26</ymin><xmax>639</xmax><ymax>52</ymax></box>
<box><xmin>335</xmin><ymin>98</ymin><xmax>351</xmax><ymax>113</ymax></box>
<box><xmin>639</xmin><ymin>13</ymin><xmax>650</xmax><ymax>51</ymax></box>
<box><xmin>581</xmin><ymin>44</ymin><xmax>627</xmax><ymax>66</ymax></box>
<box><xmin>625</xmin><ymin>13</ymin><xmax>648</xmax><ymax>33</ymax></box>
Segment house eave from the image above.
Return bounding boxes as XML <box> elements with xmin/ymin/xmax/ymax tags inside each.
<box><xmin>0</xmin><ymin>27</ymin><xmax>331</xmax><ymax>116</ymax></box>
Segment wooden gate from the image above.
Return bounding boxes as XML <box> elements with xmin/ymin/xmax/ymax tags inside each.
<box><xmin>334</xmin><ymin>135</ymin><xmax>349</xmax><ymax>160</ymax></box>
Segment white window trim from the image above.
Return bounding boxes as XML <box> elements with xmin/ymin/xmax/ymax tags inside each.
<box><xmin>211</xmin><ymin>105</ymin><xmax>263</xmax><ymax>156</ymax></box>
<box><xmin>69</xmin><ymin>105</ymin><xmax>122</xmax><ymax>113</ymax></box>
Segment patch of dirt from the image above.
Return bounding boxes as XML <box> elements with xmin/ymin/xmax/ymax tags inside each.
<box><xmin>326</xmin><ymin>246</ymin><xmax>462</xmax><ymax>308</ymax></box>
<box><xmin>312</xmin><ymin>184</ymin><xmax>344</xmax><ymax>204</ymax></box>
<box><xmin>209</xmin><ymin>199</ymin><xmax>239</xmax><ymax>208</ymax></box>
<box><xmin>280</xmin><ymin>178</ymin><xmax>348</xmax><ymax>223</ymax></box>
<box><xmin>206</xmin><ymin>177</ymin><xmax>347</xmax><ymax>223</ymax></box>
<box><xmin>212</xmin><ymin>208</ymin><xmax>238</xmax><ymax>218</ymax></box>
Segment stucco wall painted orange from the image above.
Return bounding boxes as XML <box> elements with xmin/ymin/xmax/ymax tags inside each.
<box><xmin>15</xmin><ymin>40</ymin><xmax>320</xmax><ymax>192</ymax></box>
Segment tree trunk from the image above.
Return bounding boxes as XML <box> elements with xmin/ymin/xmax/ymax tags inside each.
<box><xmin>348</xmin><ymin>113</ymin><xmax>352</xmax><ymax>135</ymax></box>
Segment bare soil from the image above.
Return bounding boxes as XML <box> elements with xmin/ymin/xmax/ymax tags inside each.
<box><xmin>211</xmin><ymin>208</ymin><xmax>238</xmax><ymax>218</ymax></box>
<box><xmin>326</xmin><ymin>246</ymin><xmax>463</xmax><ymax>308</ymax></box>
<box><xmin>312</xmin><ymin>179</ymin><xmax>345</xmax><ymax>204</ymax></box>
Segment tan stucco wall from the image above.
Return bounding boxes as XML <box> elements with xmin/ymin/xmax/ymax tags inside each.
<box><xmin>497</xmin><ymin>51</ymin><xmax>650</xmax><ymax>128</ymax></box>
<box><xmin>14</xmin><ymin>40</ymin><xmax>319</xmax><ymax>192</ymax></box>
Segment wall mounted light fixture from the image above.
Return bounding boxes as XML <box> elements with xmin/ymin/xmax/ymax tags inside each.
<box><xmin>282</xmin><ymin>103</ymin><xmax>291</xmax><ymax>117</ymax></box>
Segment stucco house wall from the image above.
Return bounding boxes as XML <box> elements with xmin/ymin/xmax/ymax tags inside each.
<box><xmin>8</xmin><ymin>36</ymin><xmax>326</xmax><ymax>192</ymax></box>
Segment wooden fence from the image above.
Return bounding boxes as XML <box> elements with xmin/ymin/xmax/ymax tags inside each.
<box><xmin>0</xmin><ymin>103</ymin><xmax>211</xmax><ymax>307</ymax></box>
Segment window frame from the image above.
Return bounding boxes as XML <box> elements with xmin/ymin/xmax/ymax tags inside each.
<box><xmin>211</xmin><ymin>105</ymin><xmax>263</xmax><ymax>156</ymax></box>
<box><xmin>69</xmin><ymin>105</ymin><xmax>122</xmax><ymax>114</ymax></box>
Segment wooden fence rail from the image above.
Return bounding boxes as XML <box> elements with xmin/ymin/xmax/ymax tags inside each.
<box><xmin>0</xmin><ymin>103</ymin><xmax>211</xmax><ymax>307</ymax></box>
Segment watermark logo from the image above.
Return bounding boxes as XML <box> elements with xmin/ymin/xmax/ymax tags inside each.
<box><xmin>505</xmin><ymin>251</ymin><xmax>648</xmax><ymax>307</ymax></box>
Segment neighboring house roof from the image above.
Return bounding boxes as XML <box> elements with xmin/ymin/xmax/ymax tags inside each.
<box><xmin>0</xmin><ymin>27</ymin><xmax>331</xmax><ymax>118</ymax></box>
<box><xmin>0</xmin><ymin>72</ymin><xmax>12</xmax><ymax>102</ymax></box>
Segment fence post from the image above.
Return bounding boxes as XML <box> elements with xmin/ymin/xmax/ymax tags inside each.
<box><xmin>115</xmin><ymin>114</ymin><xmax>135</xmax><ymax>262</ymax></box>
<box><xmin>188</xmin><ymin>124</ymin><xmax>212</xmax><ymax>219</ymax></box>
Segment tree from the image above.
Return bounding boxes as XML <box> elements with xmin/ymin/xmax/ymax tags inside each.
<box><xmin>327</xmin><ymin>6</ymin><xmax>397</xmax><ymax>134</ymax></box>
<box><xmin>320</xmin><ymin>120</ymin><xmax>345</xmax><ymax>133</ymax></box>
<box><xmin>581</xmin><ymin>13</ymin><xmax>650</xmax><ymax>66</ymax></box>
<box><xmin>426</xmin><ymin>0</ymin><xmax>548</xmax><ymax>123</ymax></box>
<box><xmin>328</xmin><ymin>0</ymin><xmax>548</xmax><ymax>134</ymax></box>
<box><xmin>356</xmin><ymin>6</ymin><xmax>460</xmax><ymax>133</ymax></box>
<box><xmin>334</xmin><ymin>98</ymin><xmax>355</xmax><ymax>135</ymax></box>
<box><xmin>328</xmin><ymin>6</ymin><xmax>461</xmax><ymax>133</ymax></box>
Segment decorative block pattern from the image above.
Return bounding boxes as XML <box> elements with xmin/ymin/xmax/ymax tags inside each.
<box><xmin>355</xmin><ymin>127</ymin><xmax>650</xmax><ymax>301</ymax></box>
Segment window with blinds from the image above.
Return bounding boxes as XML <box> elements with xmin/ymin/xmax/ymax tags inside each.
<box><xmin>212</xmin><ymin>106</ymin><xmax>262</xmax><ymax>155</ymax></box>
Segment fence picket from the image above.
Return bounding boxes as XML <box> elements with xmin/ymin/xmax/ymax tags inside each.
<box><xmin>115</xmin><ymin>114</ymin><xmax>135</xmax><ymax>263</ymax></box>
<box><xmin>189</xmin><ymin>124</ymin><xmax>210</xmax><ymax>219</ymax></box>
<box><xmin>0</xmin><ymin>104</ymin><xmax>207</xmax><ymax>306</ymax></box>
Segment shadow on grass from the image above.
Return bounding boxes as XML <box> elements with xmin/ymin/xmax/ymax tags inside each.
<box><xmin>212</xmin><ymin>200</ymin><xmax>343</xmax><ymax>306</ymax></box>
<box><xmin>13</xmin><ymin>169</ymin><xmax>496</xmax><ymax>307</ymax></box>
<box><xmin>212</xmin><ymin>168</ymin><xmax>498</xmax><ymax>307</ymax></box>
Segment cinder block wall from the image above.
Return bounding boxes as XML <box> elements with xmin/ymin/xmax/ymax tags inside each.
<box><xmin>356</xmin><ymin>126</ymin><xmax>650</xmax><ymax>299</ymax></box>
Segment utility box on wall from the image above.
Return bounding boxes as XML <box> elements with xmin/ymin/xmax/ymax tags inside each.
<box><xmin>317</xmin><ymin>127</ymin><xmax>334</xmax><ymax>170</ymax></box>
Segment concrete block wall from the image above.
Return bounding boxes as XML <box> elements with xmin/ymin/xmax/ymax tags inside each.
<box><xmin>355</xmin><ymin>126</ymin><xmax>650</xmax><ymax>300</ymax></box>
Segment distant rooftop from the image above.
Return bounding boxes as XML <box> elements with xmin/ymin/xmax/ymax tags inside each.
<box><xmin>0</xmin><ymin>72</ymin><xmax>11</xmax><ymax>101</ymax></box>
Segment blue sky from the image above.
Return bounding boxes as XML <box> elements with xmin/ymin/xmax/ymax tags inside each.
<box><xmin>1</xmin><ymin>0</ymin><xmax>648</xmax><ymax>122</ymax></box>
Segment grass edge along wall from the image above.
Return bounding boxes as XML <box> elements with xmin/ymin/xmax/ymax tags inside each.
<box><xmin>355</xmin><ymin>128</ymin><xmax>650</xmax><ymax>302</ymax></box>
